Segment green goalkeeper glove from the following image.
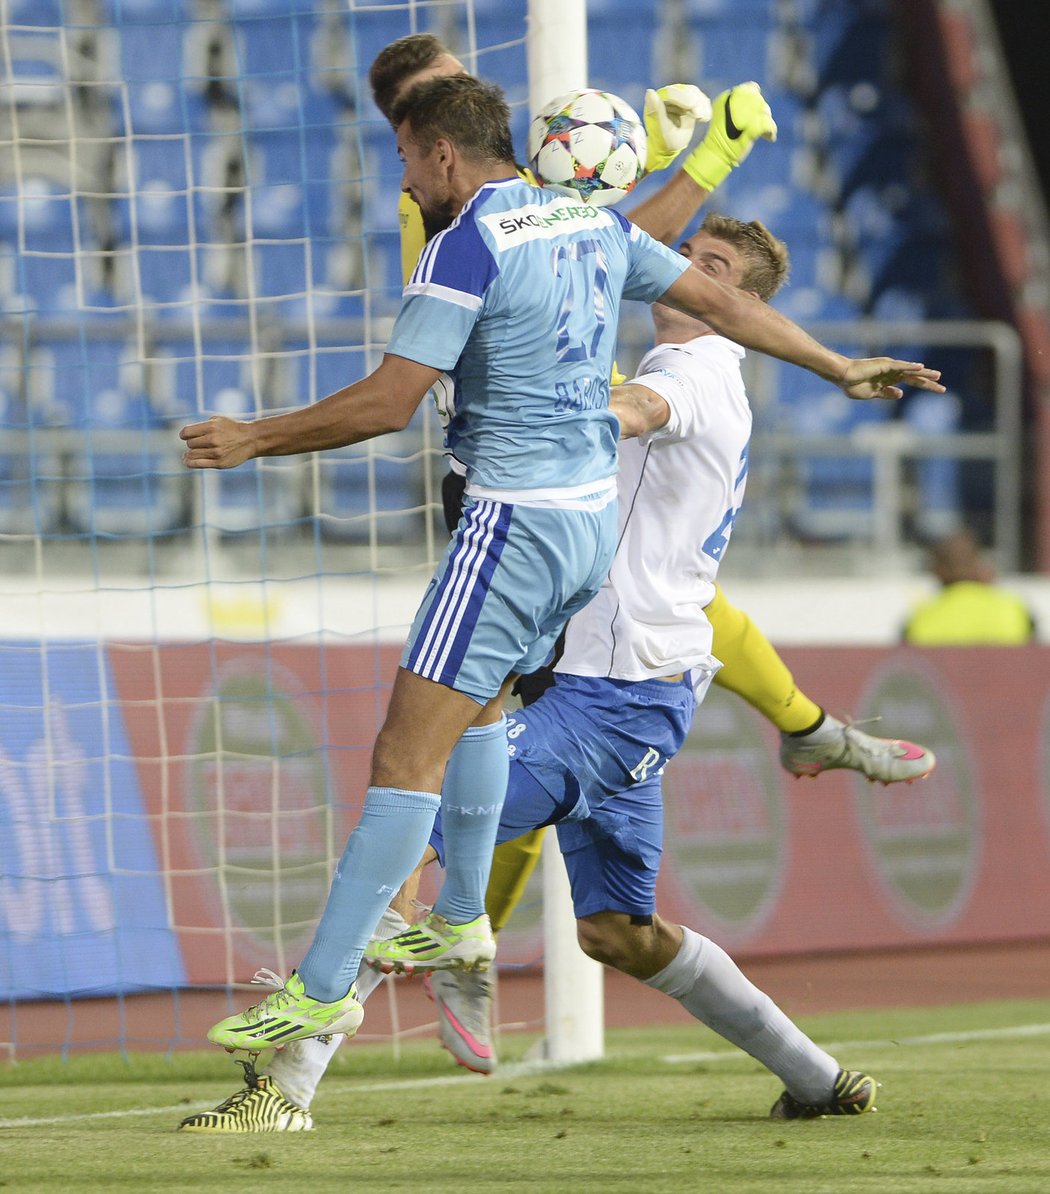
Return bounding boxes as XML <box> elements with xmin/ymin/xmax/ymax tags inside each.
<box><xmin>643</xmin><ymin>83</ymin><xmax>712</xmax><ymax>172</ymax></box>
<box><xmin>682</xmin><ymin>81</ymin><xmax>777</xmax><ymax>192</ymax></box>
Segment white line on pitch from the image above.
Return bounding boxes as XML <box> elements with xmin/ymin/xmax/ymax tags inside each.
<box><xmin>659</xmin><ymin>1021</ymin><xmax>1050</xmax><ymax>1065</ymax></box>
<box><xmin>5</xmin><ymin>1024</ymin><xmax>1049</xmax><ymax>1129</ymax></box>
<box><xmin>0</xmin><ymin>1058</ymin><xmax>571</xmax><ymax>1129</ymax></box>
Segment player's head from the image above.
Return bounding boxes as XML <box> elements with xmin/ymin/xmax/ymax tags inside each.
<box><xmin>930</xmin><ymin>528</ymin><xmax>996</xmax><ymax>585</ymax></box>
<box><xmin>689</xmin><ymin>213</ymin><xmax>790</xmax><ymax>301</ymax></box>
<box><xmin>393</xmin><ymin>75</ymin><xmax>515</xmax><ymax>227</ymax></box>
<box><xmin>370</xmin><ymin>33</ymin><xmax>467</xmax><ymax>121</ymax></box>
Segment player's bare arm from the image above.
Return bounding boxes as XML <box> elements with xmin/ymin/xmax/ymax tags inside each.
<box><xmin>611</xmin><ymin>382</ymin><xmax>671</xmax><ymax>439</ymax></box>
<box><xmin>661</xmin><ymin>266</ymin><xmax>944</xmax><ymax>399</ymax></box>
<box><xmin>180</xmin><ymin>355</ymin><xmax>442</xmax><ymax>469</ymax></box>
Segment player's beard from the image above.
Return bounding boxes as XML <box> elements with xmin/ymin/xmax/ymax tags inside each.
<box><xmin>421</xmin><ymin>201</ymin><xmax>456</xmax><ymax>240</ymax></box>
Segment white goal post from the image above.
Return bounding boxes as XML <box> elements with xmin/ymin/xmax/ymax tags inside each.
<box><xmin>526</xmin><ymin>0</ymin><xmax>606</xmax><ymax>1065</ymax></box>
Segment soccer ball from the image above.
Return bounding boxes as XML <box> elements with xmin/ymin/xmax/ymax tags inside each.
<box><xmin>527</xmin><ymin>88</ymin><xmax>647</xmax><ymax>207</ymax></box>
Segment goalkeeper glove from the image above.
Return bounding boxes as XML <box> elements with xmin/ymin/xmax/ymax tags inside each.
<box><xmin>643</xmin><ymin>84</ymin><xmax>712</xmax><ymax>172</ymax></box>
<box><xmin>682</xmin><ymin>81</ymin><xmax>777</xmax><ymax>192</ymax></box>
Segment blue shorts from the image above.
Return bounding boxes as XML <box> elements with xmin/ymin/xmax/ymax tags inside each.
<box><xmin>402</xmin><ymin>495</ymin><xmax>616</xmax><ymax>703</ymax></box>
<box><xmin>430</xmin><ymin>672</ymin><xmax>697</xmax><ymax>918</ymax></box>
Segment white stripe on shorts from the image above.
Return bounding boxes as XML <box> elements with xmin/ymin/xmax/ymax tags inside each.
<box><xmin>413</xmin><ymin>499</ymin><xmax>502</xmax><ymax>681</ymax></box>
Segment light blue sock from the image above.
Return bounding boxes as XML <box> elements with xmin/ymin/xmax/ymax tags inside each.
<box><xmin>297</xmin><ymin>785</ymin><xmax>440</xmax><ymax>1003</ymax></box>
<box><xmin>432</xmin><ymin>716</ymin><xmax>509</xmax><ymax>924</ymax></box>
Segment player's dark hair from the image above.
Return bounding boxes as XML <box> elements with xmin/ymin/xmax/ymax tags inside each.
<box><xmin>391</xmin><ymin>75</ymin><xmax>515</xmax><ymax>167</ymax></box>
<box><xmin>700</xmin><ymin>212</ymin><xmax>790</xmax><ymax>301</ymax></box>
<box><xmin>370</xmin><ymin>33</ymin><xmax>454</xmax><ymax>120</ymax></box>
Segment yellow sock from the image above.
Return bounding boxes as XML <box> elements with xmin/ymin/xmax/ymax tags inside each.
<box><xmin>706</xmin><ymin>585</ymin><xmax>822</xmax><ymax>734</ymax></box>
<box><xmin>484</xmin><ymin>828</ymin><xmax>546</xmax><ymax>933</ymax></box>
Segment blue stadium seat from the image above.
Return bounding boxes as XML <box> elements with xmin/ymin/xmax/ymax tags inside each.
<box><xmin>777</xmin><ymin>375</ymin><xmax>892</xmax><ymax>541</ymax></box>
<box><xmin>0</xmin><ymin>347</ymin><xmax>63</xmax><ymax>535</ymax></box>
<box><xmin>133</xmin><ymin>245</ymin><xmax>196</xmax><ymax>308</ymax></box>
<box><xmin>243</xmin><ymin>182</ymin><xmax>307</xmax><ymax>239</ymax></box>
<box><xmin>314</xmin><ymin>445</ymin><xmax>426</xmax><ymax>544</ymax></box>
<box><xmin>150</xmin><ymin>336</ymin><xmax>301</xmax><ymax>534</ymax></box>
<box><xmin>109</xmin><ymin>0</ymin><xmax>191</xmax><ymax>21</ymax></box>
<box><xmin>688</xmin><ymin>22</ymin><xmax>773</xmax><ymax>96</ymax></box>
<box><xmin>249</xmin><ymin>240</ymin><xmax>310</xmax><ymax>299</ymax></box>
<box><xmin>130</xmin><ymin>136</ymin><xmax>192</xmax><ymax>193</ymax></box>
<box><xmin>804</xmin><ymin>0</ymin><xmax>895</xmax><ymax>95</ymax></box>
<box><xmin>65</xmin><ymin>388</ymin><xmax>188</xmax><ymax>539</ymax></box>
<box><xmin>119</xmin><ymin>20</ymin><xmax>190</xmax><ymax>85</ymax></box>
<box><xmin>3</xmin><ymin>178</ymin><xmax>75</xmax><ymax>253</ymax></box>
<box><xmin>126</xmin><ymin>78</ymin><xmax>207</xmax><ymax>134</ymax></box>
<box><xmin>112</xmin><ymin>183</ymin><xmax>192</xmax><ymax>247</ymax></box>
<box><xmin>10</xmin><ymin>253</ymin><xmax>80</xmax><ymax>316</ymax></box>
<box><xmin>291</xmin><ymin>342</ymin><xmax>423</xmax><ymax>542</ymax></box>
<box><xmin>903</xmin><ymin>390</ymin><xmax>963</xmax><ymax>541</ymax></box>
<box><xmin>231</xmin><ymin>12</ymin><xmax>316</xmax><ymax>83</ymax></box>
<box><xmin>4</xmin><ymin>0</ymin><xmax>63</xmax><ymax>24</ymax></box>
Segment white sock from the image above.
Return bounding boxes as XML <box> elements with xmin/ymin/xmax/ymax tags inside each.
<box><xmin>644</xmin><ymin>927</ymin><xmax>839</xmax><ymax>1105</ymax></box>
<box><xmin>798</xmin><ymin>713</ymin><xmax>844</xmax><ymax>742</ymax></box>
<box><xmin>267</xmin><ymin>905</ymin><xmax>411</xmax><ymax>1110</ymax></box>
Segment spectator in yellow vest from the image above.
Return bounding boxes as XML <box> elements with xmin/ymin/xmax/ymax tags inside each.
<box><xmin>903</xmin><ymin>529</ymin><xmax>1036</xmax><ymax>645</ymax></box>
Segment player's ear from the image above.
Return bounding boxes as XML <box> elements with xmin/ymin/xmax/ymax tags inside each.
<box><xmin>434</xmin><ymin>136</ymin><xmax>455</xmax><ymax>167</ymax></box>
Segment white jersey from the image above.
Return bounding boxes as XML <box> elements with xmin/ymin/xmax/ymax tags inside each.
<box><xmin>556</xmin><ymin>334</ymin><xmax>752</xmax><ymax>683</ymax></box>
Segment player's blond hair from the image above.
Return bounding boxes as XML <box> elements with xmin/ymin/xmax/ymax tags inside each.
<box><xmin>700</xmin><ymin>213</ymin><xmax>790</xmax><ymax>302</ymax></box>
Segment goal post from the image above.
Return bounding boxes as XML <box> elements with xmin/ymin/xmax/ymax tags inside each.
<box><xmin>525</xmin><ymin>0</ymin><xmax>606</xmax><ymax>1065</ymax></box>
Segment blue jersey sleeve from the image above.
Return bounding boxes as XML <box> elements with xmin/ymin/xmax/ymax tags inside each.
<box><xmin>386</xmin><ymin>213</ymin><xmax>500</xmax><ymax>370</ymax></box>
<box><xmin>609</xmin><ymin>210</ymin><xmax>690</xmax><ymax>303</ymax></box>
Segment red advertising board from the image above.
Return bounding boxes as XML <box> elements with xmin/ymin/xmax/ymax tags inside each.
<box><xmin>659</xmin><ymin>645</ymin><xmax>1050</xmax><ymax>955</ymax></box>
<box><xmin>110</xmin><ymin>643</ymin><xmax>1050</xmax><ymax>984</ymax></box>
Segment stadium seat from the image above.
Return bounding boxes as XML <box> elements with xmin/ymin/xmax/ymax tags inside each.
<box><xmin>118</xmin><ymin>20</ymin><xmax>191</xmax><ymax>86</ymax></box>
<box><xmin>688</xmin><ymin>21</ymin><xmax>773</xmax><ymax>96</ymax></box>
<box><xmin>65</xmin><ymin>390</ymin><xmax>188</xmax><ymax>539</ymax></box>
<box><xmin>777</xmin><ymin>375</ymin><xmax>892</xmax><ymax>542</ymax></box>
<box><xmin>799</xmin><ymin>0</ymin><xmax>896</xmax><ymax>96</ymax></box>
<box><xmin>3</xmin><ymin>0</ymin><xmax>63</xmax><ymax>23</ymax></box>
<box><xmin>0</xmin><ymin>347</ymin><xmax>63</xmax><ymax>535</ymax></box>
<box><xmin>248</xmin><ymin>239</ymin><xmax>311</xmax><ymax>299</ymax></box>
<box><xmin>129</xmin><ymin>136</ymin><xmax>193</xmax><ymax>195</ymax></box>
<box><xmin>903</xmin><ymin>390</ymin><xmax>963</xmax><ymax>541</ymax></box>
<box><xmin>132</xmin><ymin>245</ymin><xmax>196</xmax><ymax>309</ymax></box>
<box><xmin>150</xmin><ymin>337</ymin><xmax>301</xmax><ymax>534</ymax></box>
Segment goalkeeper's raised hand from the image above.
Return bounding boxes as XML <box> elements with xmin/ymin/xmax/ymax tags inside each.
<box><xmin>644</xmin><ymin>83</ymin><xmax>712</xmax><ymax>172</ymax></box>
<box><xmin>683</xmin><ymin>81</ymin><xmax>777</xmax><ymax>192</ymax></box>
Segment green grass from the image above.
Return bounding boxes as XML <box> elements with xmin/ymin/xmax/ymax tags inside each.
<box><xmin>3</xmin><ymin>1000</ymin><xmax>1048</xmax><ymax>1193</ymax></box>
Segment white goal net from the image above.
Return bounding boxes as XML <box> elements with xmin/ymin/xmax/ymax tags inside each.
<box><xmin>1</xmin><ymin>0</ymin><xmax>603</xmax><ymax>1059</ymax></box>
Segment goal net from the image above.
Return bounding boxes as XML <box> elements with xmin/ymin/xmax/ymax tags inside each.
<box><xmin>1</xmin><ymin>0</ymin><xmax>601</xmax><ymax>1060</ymax></box>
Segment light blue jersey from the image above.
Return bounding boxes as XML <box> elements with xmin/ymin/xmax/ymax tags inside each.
<box><xmin>385</xmin><ymin>177</ymin><xmax>690</xmax><ymax>497</ymax></box>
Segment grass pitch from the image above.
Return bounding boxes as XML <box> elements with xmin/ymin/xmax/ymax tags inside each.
<box><xmin>2</xmin><ymin>999</ymin><xmax>1048</xmax><ymax>1193</ymax></box>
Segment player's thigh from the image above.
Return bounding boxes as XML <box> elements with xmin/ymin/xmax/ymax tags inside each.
<box><xmin>371</xmin><ymin>668</ymin><xmax>488</xmax><ymax>790</ymax></box>
<box><xmin>555</xmin><ymin>779</ymin><xmax>664</xmax><ymax>920</ymax></box>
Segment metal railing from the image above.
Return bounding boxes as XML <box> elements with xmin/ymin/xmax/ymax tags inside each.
<box><xmin>0</xmin><ymin>315</ymin><xmax>1026</xmax><ymax>575</ymax></box>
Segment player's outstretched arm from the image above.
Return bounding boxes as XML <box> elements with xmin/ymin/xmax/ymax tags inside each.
<box><xmin>628</xmin><ymin>81</ymin><xmax>776</xmax><ymax>246</ymax></box>
<box><xmin>661</xmin><ymin>267</ymin><xmax>944</xmax><ymax>397</ymax></box>
<box><xmin>180</xmin><ymin>355</ymin><xmax>441</xmax><ymax>469</ymax></box>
